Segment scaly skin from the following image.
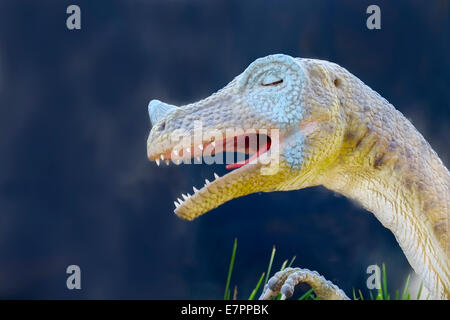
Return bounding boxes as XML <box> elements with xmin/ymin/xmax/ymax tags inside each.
<box><xmin>146</xmin><ymin>54</ymin><xmax>449</xmax><ymax>299</ymax></box>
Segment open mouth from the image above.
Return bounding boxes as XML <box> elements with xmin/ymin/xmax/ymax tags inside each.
<box><xmin>148</xmin><ymin>131</ymin><xmax>273</xmax><ymax>220</ymax></box>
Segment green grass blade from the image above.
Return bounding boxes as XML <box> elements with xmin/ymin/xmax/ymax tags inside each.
<box><xmin>299</xmin><ymin>288</ymin><xmax>314</xmax><ymax>300</ymax></box>
<box><xmin>376</xmin><ymin>288</ymin><xmax>383</xmax><ymax>300</ymax></box>
<box><xmin>369</xmin><ymin>291</ymin><xmax>374</xmax><ymax>300</ymax></box>
<box><xmin>358</xmin><ymin>290</ymin><xmax>364</xmax><ymax>300</ymax></box>
<box><xmin>352</xmin><ymin>288</ymin><xmax>357</xmax><ymax>300</ymax></box>
<box><xmin>287</xmin><ymin>256</ymin><xmax>296</xmax><ymax>268</ymax></box>
<box><xmin>224</xmin><ymin>238</ymin><xmax>238</xmax><ymax>300</ymax></box>
<box><xmin>416</xmin><ymin>282</ymin><xmax>423</xmax><ymax>300</ymax></box>
<box><xmin>280</xmin><ymin>259</ymin><xmax>288</xmax><ymax>271</ymax></box>
<box><xmin>248</xmin><ymin>272</ymin><xmax>265</xmax><ymax>300</ymax></box>
<box><xmin>401</xmin><ymin>274</ymin><xmax>411</xmax><ymax>300</ymax></box>
<box><xmin>264</xmin><ymin>245</ymin><xmax>276</xmax><ymax>285</ymax></box>
<box><xmin>382</xmin><ymin>263</ymin><xmax>388</xmax><ymax>300</ymax></box>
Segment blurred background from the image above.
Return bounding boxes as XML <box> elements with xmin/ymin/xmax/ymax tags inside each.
<box><xmin>0</xmin><ymin>0</ymin><xmax>448</xmax><ymax>299</ymax></box>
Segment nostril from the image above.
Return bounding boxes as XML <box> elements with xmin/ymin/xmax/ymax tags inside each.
<box><xmin>157</xmin><ymin>121</ymin><xmax>166</xmax><ymax>131</ymax></box>
<box><xmin>333</xmin><ymin>77</ymin><xmax>342</xmax><ymax>88</ymax></box>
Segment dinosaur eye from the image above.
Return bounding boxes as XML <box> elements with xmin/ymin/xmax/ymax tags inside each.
<box><xmin>261</xmin><ymin>74</ymin><xmax>283</xmax><ymax>86</ymax></box>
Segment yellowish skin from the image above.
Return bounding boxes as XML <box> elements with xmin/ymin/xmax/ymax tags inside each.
<box><xmin>147</xmin><ymin>55</ymin><xmax>449</xmax><ymax>299</ymax></box>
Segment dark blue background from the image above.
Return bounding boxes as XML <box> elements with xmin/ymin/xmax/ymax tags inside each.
<box><xmin>0</xmin><ymin>0</ymin><xmax>448</xmax><ymax>299</ymax></box>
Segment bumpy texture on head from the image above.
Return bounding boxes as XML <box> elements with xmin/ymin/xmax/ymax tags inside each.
<box><xmin>147</xmin><ymin>54</ymin><xmax>449</xmax><ymax>299</ymax></box>
<box><xmin>237</xmin><ymin>54</ymin><xmax>306</xmax><ymax>127</ymax></box>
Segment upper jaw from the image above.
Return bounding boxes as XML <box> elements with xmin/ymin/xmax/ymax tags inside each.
<box><xmin>147</xmin><ymin>126</ymin><xmax>276</xmax><ymax>164</ymax></box>
<box><xmin>146</xmin><ymin>94</ymin><xmax>280</xmax><ymax>165</ymax></box>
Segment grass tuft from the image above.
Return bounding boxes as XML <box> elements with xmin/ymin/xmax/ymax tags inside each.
<box><xmin>355</xmin><ymin>263</ymin><xmax>422</xmax><ymax>300</ymax></box>
<box><xmin>224</xmin><ymin>239</ymin><xmax>422</xmax><ymax>300</ymax></box>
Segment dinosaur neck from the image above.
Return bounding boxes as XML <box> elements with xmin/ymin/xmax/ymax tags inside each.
<box><xmin>320</xmin><ymin>96</ymin><xmax>449</xmax><ymax>299</ymax></box>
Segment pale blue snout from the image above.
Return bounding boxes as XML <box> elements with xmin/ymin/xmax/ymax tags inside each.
<box><xmin>148</xmin><ymin>99</ymin><xmax>178</xmax><ymax>125</ymax></box>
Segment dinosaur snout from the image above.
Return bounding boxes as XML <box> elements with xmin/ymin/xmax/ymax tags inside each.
<box><xmin>148</xmin><ymin>99</ymin><xmax>178</xmax><ymax>126</ymax></box>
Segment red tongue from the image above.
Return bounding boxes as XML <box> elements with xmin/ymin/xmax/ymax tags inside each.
<box><xmin>226</xmin><ymin>140</ymin><xmax>271</xmax><ymax>170</ymax></box>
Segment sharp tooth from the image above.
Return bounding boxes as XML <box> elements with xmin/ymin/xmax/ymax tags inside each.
<box><xmin>155</xmin><ymin>159</ymin><xmax>160</xmax><ymax>166</ymax></box>
<box><xmin>160</xmin><ymin>154</ymin><xmax>164</xmax><ymax>160</ymax></box>
<box><xmin>198</xmin><ymin>144</ymin><xmax>203</xmax><ymax>150</ymax></box>
<box><xmin>214</xmin><ymin>173</ymin><xmax>219</xmax><ymax>180</ymax></box>
<box><xmin>193</xmin><ymin>186</ymin><xmax>199</xmax><ymax>193</ymax></box>
<box><xmin>205</xmin><ymin>179</ymin><xmax>210</xmax><ymax>185</ymax></box>
<box><xmin>187</xmin><ymin>193</ymin><xmax>191</xmax><ymax>198</ymax></box>
<box><xmin>175</xmin><ymin>159</ymin><xmax>181</xmax><ymax>165</ymax></box>
<box><xmin>211</xmin><ymin>141</ymin><xmax>215</xmax><ymax>148</ymax></box>
<box><xmin>174</xmin><ymin>201</ymin><xmax>180</xmax><ymax>208</ymax></box>
<box><xmin>177</xmin><ymin>198</ymin><xmax>183</xmax><ymax>204</ymax></box>
<box><xmin>186</xmin><ymin>148</ymin><xmax>191</xmax><ymax>153</ymax></box>
<box><xmin>182</xmin><ymin>194</ymin><xmax>188</xmax><ymax>201</ymax></box>
<box><xmin>196</xmin><ymin>156</ymin><xmax>201</xmax><ymax>162</ymax></box>
<box><xmin>173</xmin><ymin>149</ymin><xmax>179</xmax><ymax>156</ymax></box>
<box><xmin>165</xmin><ymin>160</ymin><xmax>170</xmax><ymax>165</ymax></box>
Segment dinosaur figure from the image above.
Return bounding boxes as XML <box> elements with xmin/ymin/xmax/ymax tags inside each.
<box><xmin>146</xmin><ymin>54</ymin><xmax>449</xmax><ymax>300</ymax></box>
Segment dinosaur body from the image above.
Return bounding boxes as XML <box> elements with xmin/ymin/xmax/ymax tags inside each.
<box><xmin>146</xmin><ymin>54</ymin><xmax>449</xmax><ymax>299</ymax></box>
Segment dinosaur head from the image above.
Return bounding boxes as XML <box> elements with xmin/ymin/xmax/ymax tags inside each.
<box><xmin>147</xmin><ymin>54</ymin><xmax>343</xmax><ymax>220</ymax></box>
